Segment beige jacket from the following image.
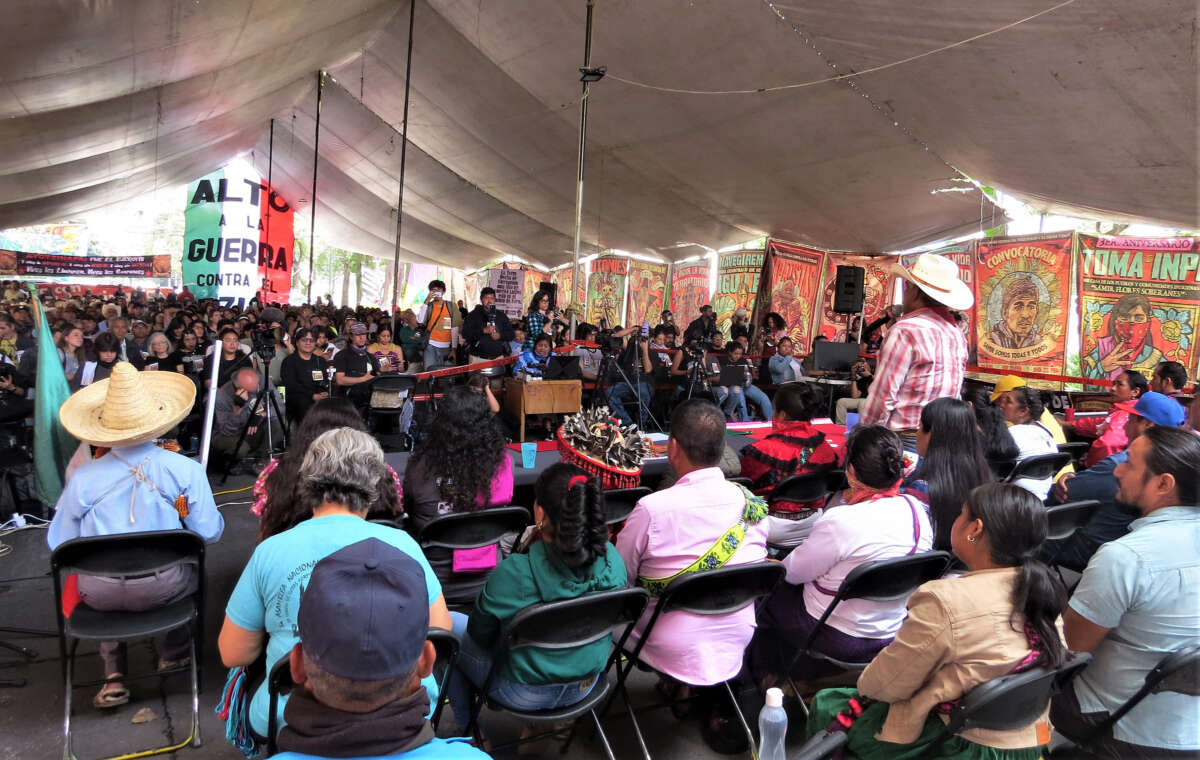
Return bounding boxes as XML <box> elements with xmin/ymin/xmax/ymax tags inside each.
<box><xmin>856</xmin><ymin>567</ymin><xmax>1058</xmax><ymax>750</ymax></box>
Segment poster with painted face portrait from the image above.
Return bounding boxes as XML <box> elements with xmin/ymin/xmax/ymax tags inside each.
<box><xmin>670</xmin><ymin>263</ymin><xmax>710</xmax><ymax>330</ymax></box>
<box><xmin>625</xmin><ymin>261</ymin><xmax>669</xmax><ymax>329</ymax></box>
<box><xmin>585</xmin><ymin>256</ymin><xmax>627</xmax><ymax>328</ymax></box>
<box><xmin>1078</xmin><ymin>234</ymin><xmax>1199</xmax><ymax>385</ymax></box>
<box><xmin>757</xmin><ymin>241</ymin><xmax>826</xmax><ymax>356</ymax></box>
<box><xmin>974</xmin><ymin>233</ymin><xmax>1072</xmax><ymax>374</ymax></box>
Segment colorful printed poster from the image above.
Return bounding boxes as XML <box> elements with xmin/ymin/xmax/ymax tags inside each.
<box><xmin>523</xmin><ymin>269</ymin><xmax>546</xmax><ymax>311</ymax></box>
<box><xmin>586</xmin><ymin>256</ymin><xmax>628</xmax><ymax>327</ymax></box>
<box><xmin>551</xmin><ymin>265</ymin><xmax>587</xmax><ymax>311</ymax></box>
<box><xmin>900</xmin><ymin>241</ymin><xmax>977</xmax><ymax>363</ymax></box>
<box><xmin>462</xmin><ymin>271</ymin><xmax>482</xmax><ymax>313</ymax></box>
<box><xmin>818</xmin><ymin>254</ymin><xmax>898</xmax><ymax>342</ymax></box>
<box><xmin>973</xmin><ymin>233</ymin><xmax>1072</xmax><ymax>373</ymax></box>
<box><xmin>757</xmin><ymin>241</ymin><xmax>825</xmax><ymax>355</ymax></box>
<box><xmin>1077</xmin><ymin>234</ymin><xmax>1200</xmax><ymax>383</ymax></box>
<box><xmin>670</xmin><ymin>263</ymin><xmax>710</xmax><ymax>330</ymax></box>
<box><xmin>183</xmin><ymin>164</ymin><xmax>294</xmax><ymax>307</ymax></box>
<box><xmin>489</xmin><ymin>266</ymin><xmax>525</xmax><ymax>319</ymax></box>
<box><xmin>713</xmin><ymin>250</ymin><xmax>765</xmax><ymax>337</ymax></box>
<box><xmin>625</xmin><ymin>261</ymin><xmax>669</xmax><ymax>329</ymax></box>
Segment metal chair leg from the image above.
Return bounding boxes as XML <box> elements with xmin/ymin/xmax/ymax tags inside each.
<box><xmin>62</xmin><ymin>638</ymin><xmax>77</xmax><ymax>760</ymax></box>
<box><xmin>189</xmin><ymin>637</ymin><xmax>202</xmax><ymax>748</ymax></box>
<box><xmin>589</xmin><ymin>708</ymin><xmax>616</xmax><ymax>760</ymax></box>
<box><xmin>725</xmin><ymin>680</ymin><xmax>758</xmax><ymax>760</ymax></box>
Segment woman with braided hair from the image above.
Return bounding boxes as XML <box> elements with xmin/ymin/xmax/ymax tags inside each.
<box><xmin>445</xmin><ymin>462</ymin><xmax>626</xmax><ymax>741</ymax></box>
<box><xmin>804</xmin><ymin>483</ymin><xmax>1068</xmax><ymax>759</ymax></box>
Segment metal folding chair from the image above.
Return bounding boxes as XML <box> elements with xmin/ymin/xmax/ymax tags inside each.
<box><xmin>417</xmin><ymin>506</ymin><xmax>530</xmax><ymax>612</ymax></box>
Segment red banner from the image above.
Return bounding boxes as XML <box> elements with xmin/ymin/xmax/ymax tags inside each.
<box><xmin>257</xmin><ymin>183</ymin><xmax>294</xmax><ymax>304</ymax></box>
<box><xmin>1077</xmin><ymin>234</ymin><xmax>1200</xmax><ymax>383</ymax></box>
<box><xmin>757</xmin><ymin>241</ymin><xmax>826</xmax><ymax>355</ymax></box>
<box><xmin>818</xmin><ymin>254</ymin><xmax>898</xmax><ymax>342</ymax></box>
<box><xmin>0</xmin><ymin>250</ymin><xmax>169</xmax><ymax>278</ymax></box>
<box><xmin>625</xmin><ymin>261</ymin><xmax>669</xmax><ymax>328</ymax></box>
<box><xmin>670</xmin><ymin>263</ymin><xmax>710</xmax><ymax>330</ymax></box>
<box><xmin>973</xmin><ymin>233</ymin><xmax>1072</xmax><ymax>375</ymax></box>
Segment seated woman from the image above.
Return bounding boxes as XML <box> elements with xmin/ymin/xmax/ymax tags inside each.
<box><xmin>403</xmin><ymin>388</ymin><xmax>514</xmax><ymax>606</ymax></box>
<box><xmin>445</xmin><ymin>464</ymin><xmax>626</xmax><ymax>741</ymax></box>
<box><xmin>804</xmin><ymin>483</ymin><xmax>1067</xmax><ymax>760</ymax></box>
<box><xmin>997</xmin><ymin>386</ymin><xmax>1058</xmax><ymax>500</ymax></box>
<box><xmin>514</xmin><ymin>334</ymin><xmax>554</xmax><ymax>378</ymax></box>
<box><xmin>253</xmin><ymin>397</ymin><xmax>401</xmax><ymax>543</ymax></box>
<box><xmin>722</xmin><ymin>342</ymin><xmax>774</xmax><ymax>421</ymax></box>
<box><xmin>739</xmin><ymin>382</ymin><xmax>843</xmax><ymax>547</ymax></box>
<box><xmin>767</xmin><ymin>336</ymin><xmax>805</xmax><ymax>384</ymax></box>
<box><xmin>904</xmin><ymin>397</ymin><xmax>994</xmax><ymax>551</ymax></box>
<box><xmin>1062</xmin><ymin>369</ymin><xmax>1147</xmax><ymax>467</ymax></box>
<box><xmin>366</xmin><ymin>322</ymin><xmax>405</xmax><ymax>374</ymax></box>
<box><xmin>966</xmin><ymin>389</ymin><xmax>1020</xmax><ymax>468</ymax></box>
<box><xmin>747</xmin><ymin>425</ymin><xmax>933</xmax><ymax>689</ymax></box>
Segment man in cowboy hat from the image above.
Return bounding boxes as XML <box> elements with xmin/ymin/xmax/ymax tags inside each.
<box><xmin>47</xmin><ymin>362</ymin><xmax>223</xmax><ymax>709</ymax></box>
<box><xmin>859</xmin><ymin>253</ymin><xmax>973</xmax><ymax>450</ymax></box>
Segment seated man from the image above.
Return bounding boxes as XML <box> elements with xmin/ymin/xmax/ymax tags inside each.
<box><xmin>49</xmin><ymin>362</ymin><xmax>223</xmax><ymax>708</ymax></box>
<box><xmin>271</xmin><ymin>539</ymin><xmax>489</xmax><ymax>760</ymax></box>
<box><xmin>1041</xmin><ymin>392</ymin><xmax>1185</xmax><ymax>572</ymax></box>
<box><xmin>212</xmin><ymin>366</ymin><xmax>282</xmax><ymax>465</ymax></box>
<box><xmin>219</xmin><ymin>427</ymin><xmax>452</xmax><ymax>741</ymax></box>
<box><xmin>1151</xmin><ymin>360</ymin><xmax>1189</xmax><ymax>402</ymax></box>
<box><xmin>332</xmin><ymin>321</ymin><xmax>380</xmax><ymax>418</ymax></box>
<box><xmin>615</xmin><ymin>399</ymin><xmax>768</xmax><ymax>703</ymax></box>
<box><xmin>1053</xmin><ymin>426</ymin><xmax>1200</xmax><ymax>758</ymax></box>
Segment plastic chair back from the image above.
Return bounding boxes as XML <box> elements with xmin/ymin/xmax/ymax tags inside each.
<box><xmin>1044</xmin><ymin>500</ymin><xmax>1099</xmax><ymax>541</ymax></box>
<box><xmin>946</xmin><ymin>651</ymin><xmax>1091</xmax><ymax>735</ymax></box>
<box><xmin>835</xmin><ymin>551</ymin><xmax>953</xmax><ymax>604</ymax></box>
<box><xmin>1005</xmin><ymin>452</ymin><xmax>1072</xmax><ymax>483</ymax></box>
<box><xmin>768</xmin><ymin>472</ymin><xmax>828</xmax><ymax>508</ymax></box>
<box><xmin>602</xmin><ymin>487</ymin><xmax>650</xmax><ymax>526</ymax></box>
<box><xmin>504</xmin><ymin>587</ymin><xmax>649</xmax><ymax>652</ymax></box>
<box><xmin>417</xmin><ymin>506</ymin><xmax>530</xmax><ymax>550</ymax></box>
<box><xmin>988</xmin><ymin>457</ymin><xmax>1017</xmax><ymax>480</ymax></box>
<box><xmin>659</xmin><ymin>562</ymin><xmax>785</xmax><ymax>617</ymax></box>
<box><xmin>1150</xmin><ymin>645</ymin><xmax>1200</xmax><ymax>697</ymax></box>
<box><xmin>824</xmin><ymin>469</ymin><xmax>847</xmax><ymax>493</ymax></box>
<box><xmin>726</xmin><ymin>477</ymin><xmax>753</xmax><ymax>488</ymax></box>
<box><xmin>51</xmin><ymin>529</ymin><xmax>205</xmax><ymax>580</ymax></box>
<box><xmin>1057</xmin><ymin>442</ymin><xmax>1091</xmax><ymax>469</ymax></box>
<box><xmin>371</xmin><ymin>374</ymin><xmax>418</xmax><ymax>393</ymax></box>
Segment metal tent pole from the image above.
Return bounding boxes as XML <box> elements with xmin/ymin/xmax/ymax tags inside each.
<box><xmin>569</xmin><ymin>0</ymin><xmax>598</xmax><ymax>312</ymax></box>
<box><xmin>306</xmin><ymin>71</ymin><xmax>324</xmax><ymax>303</ymax></box>
<box><xmin>391</xmin><ymin>0</ymin><xmax>417</xmax><ymax>311</ymax></box>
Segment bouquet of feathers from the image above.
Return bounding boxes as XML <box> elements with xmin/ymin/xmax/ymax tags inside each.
<box><xmin>556</xmin><ymin>406</ymin><xmax>651</xmax><ymax>489</ymax></box>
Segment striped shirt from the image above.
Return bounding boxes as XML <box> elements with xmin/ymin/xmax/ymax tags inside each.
<box><xmin>859</xmin><ymin>307</ymin><xmax>966</xmax><ymax>431</ymax></box>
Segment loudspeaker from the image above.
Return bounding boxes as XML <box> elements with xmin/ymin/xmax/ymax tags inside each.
<box><xmin>833</xmin><ymin>265</ymin><xmax>865</xmax><ymax>314</ymax></box>
<box><xmin>537</xmin><ymin>281</ymin><xmax>557</xmax><ymax>310</ymax></box>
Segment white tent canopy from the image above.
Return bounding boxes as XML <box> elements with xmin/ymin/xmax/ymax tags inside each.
<box><xmin>0</xmin><ymin>0</ymin><xmax>1194</xmax><ymax>271</ymax></box>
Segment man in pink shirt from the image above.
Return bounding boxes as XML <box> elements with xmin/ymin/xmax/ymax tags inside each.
<box><xmin>859</xmin><ymin>253</ymin><xmax>972</xmax><ymax>450</ymax></box>
<box><xmin>616</xmin><ymin>399</ymin><xmax>769</xmax><ymax>689</ymax></box>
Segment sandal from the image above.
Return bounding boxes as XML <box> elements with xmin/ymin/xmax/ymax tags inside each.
<box><xmin>93</xmin><ymin>675</ymin><xmax>130</xmax><ymax>709</ymax></box>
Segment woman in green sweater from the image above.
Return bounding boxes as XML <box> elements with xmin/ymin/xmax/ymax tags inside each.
<box><xmin>446</xmin><ymin>462</ymin><xmax>627</xmax><ymax>734</ymax></box>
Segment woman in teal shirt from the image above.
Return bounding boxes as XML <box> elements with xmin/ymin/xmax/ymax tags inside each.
<box><xmin>446</xmin><ymin>463</ymin><xmax>627</xmax><ymax>738</ymax></box>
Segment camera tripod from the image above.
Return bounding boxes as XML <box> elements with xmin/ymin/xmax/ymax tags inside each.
<box><xmin>590</xmin><ymin>342</ymin><xmax>662</xmax><ymax>432</ymax></box>
<box><xmin>219</xmin><ymin>354</ymin><xmax>289</xmax><ymax>483</ymax></box>
<box><xmin>683</xmin><ymin>346</ymin><xmax>717</xmax><ymax>402</ymax></box>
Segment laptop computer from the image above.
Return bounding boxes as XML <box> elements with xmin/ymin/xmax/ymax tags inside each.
<box><xmin>542</xmin><ymin>354</ymin><xmax>581</xmax><ymax>381</ymax></box>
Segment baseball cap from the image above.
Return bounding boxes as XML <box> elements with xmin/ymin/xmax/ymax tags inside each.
<box><xmin>349</xmin><ymin>321</ymin><xmax>369</xmax><ymax>335</ymax></box>
<box><xmin>297</xmin><ymin>538</ymin><xmax>430</xmax><ymax>681</ymax></box>
<box><xmin>989</xmin><ymin>375</ymin><xmax>1026</xmax><ymax>402</ymax></box>
<box><xmin>699</xmin><ymin>304</ymin><xmax>713</xmax><ymax>313</ymax></box>
<box><xmin>1114</xmin><ymin>391</ymin><xmax>1185</xmax><ymax>428</ymax></box>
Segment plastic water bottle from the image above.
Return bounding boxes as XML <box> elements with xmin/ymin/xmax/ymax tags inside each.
<box><xmin>757</xmin><ymin>687</ymin><xmax>788</xmax><ymax>760</ymax></box>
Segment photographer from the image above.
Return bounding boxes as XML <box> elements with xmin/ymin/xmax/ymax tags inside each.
<box><xmin>212</xmin><ymin>366</ymin><xmax>281</xmax><ymax>465</ymax></box>
<box><xmin>606</xmin><ymin>323</ymin><xmax>656</xmax><ymax>427</ymax></box>
<box><xmin>524</xmin><ymin>290</ymin><xmax>560</xmax><ymax>351</ymax></box>
<box><xmin>280</xmin><ymin>327</ymin><xmax>331</xmax><ymax>426</ymax></box>
<box><xmin>332</xmin><ymin>322</ymin><xmax>380</xmax><ymax>419</ymax></box>
<box><xmin>462</xmin><ymin>287</ymin><xmax>515</xmax><ymax>366</ymax></box>
<box><xmin>836</xmin><ymin>357</ymin><xmax>874</xmax><ymax>425</ymax></box>
<box><xmin>571</xmin><ymin>323</ymin><xmax>604</xmax><ymax>381</ymax></box>
<box><xmin>415</xmin><ymin>279</ymin><xmax>461</xmax><ymax>369</ymax></box>
<box><xmin>669</xmin><ymin>328</ymin><xmax>722</xmax><ymax>399</ymax></box>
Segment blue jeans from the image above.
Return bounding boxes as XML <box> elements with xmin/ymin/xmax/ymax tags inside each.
<box><xmin>606</xmin><ymin>380</ymin><xmax>654</xmax><ymax>426</ymax></box>
<box><xmin>714</xmin><ymin>386</ymin><xmax>744</xmax><ymax>419</ymax></box>
<box><xmin>743</xmin><ymin>383</ymin><xmax>773</xmax><ymax>421</ymax></box>
<box><xmin>424</xmin><ymin>344</ymin><xmax>450</xmax><ymax>369</ymax></box>
<box><xmin>446</xmin><ymin>611</ymin><xmax>599</xmax><ymax>727</ymax></box>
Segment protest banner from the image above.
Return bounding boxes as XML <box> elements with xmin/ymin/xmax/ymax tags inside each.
<box><xmin>973</xmin><ymin>233</ymin><xmax>1072</xmax><ymax>375</ymax></box>
<box><xmin>818</xmin><ymin>254</ymin><xmax>898</xmax><ymax>342</ymax></box>
<box><xmin>586</xmin><ymin>256</ymin><xmax>627</xmax><ymax>327</ymax></box>
<box><xmin>713</xmin><ymin>250</ymin><xmax>765</xmax><ymax>337</ymax></box>
<box><xmin>669</xmin><ymin>263</ymin><xmax>710</xmax><ymax>330</ymax></box>
<box><xmin>0</xmin><ymin>250</ymin><xmax>168</xmax><ymax>279</ymax></box>
<box><xmin>755</xmin><ymin>241</ymin><xmax>826</xmax><ymax>355</ymax></box>
<box><xmin>488</xmin><ymin>266</ymin><xmax>525</xmax><ymax>319</ymax></box>
<box><xmin>625</xmin><ymin>261</ymin><xmax>669</xmax><ymax>329</ymax></box>
<box><xmin>1078</xmin><ymin>234</ymin><xmax>1200</xmax><ymax>383</ymax></box>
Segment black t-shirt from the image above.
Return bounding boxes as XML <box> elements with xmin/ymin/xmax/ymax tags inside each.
<box><xmin>144</xmin><ymin>353</ymin><xmax>183</xmax><ymax>374</ymax></box>
<box><xmin>171</xmin><ymin>348</ymin><xmax>206</xmax><ymax>377</ymax></box>
<box><xmin>333</xmin><ymin>347</ymin><xmax>379</xmax><ymax>397</ymax></box>
<box><xmin>280</xmin><ymin>352</ymin><xmax>330</xmax><ymax>405</ymax></box>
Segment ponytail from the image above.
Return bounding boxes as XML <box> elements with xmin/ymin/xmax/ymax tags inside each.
<box><xmin>965</xmin><ymin>483</ymin><xmax>1067</xmax><ymax>668</ymax></box>
<box><xmin>533</xmin><ymin>463</ymin><xmax>609</xmax><ymax>570</ymax></box>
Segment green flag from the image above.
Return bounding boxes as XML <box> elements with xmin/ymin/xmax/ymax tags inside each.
<box><xmin>31</xmin><ymin>287</ymin><xmax>77</xmax><ymax>506</ymax></box>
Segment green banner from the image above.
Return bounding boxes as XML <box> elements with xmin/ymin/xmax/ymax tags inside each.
<box><xmin>183</xmin><ymin>164</ymin><xmax>272</xmax><ymax>307</ymax></box>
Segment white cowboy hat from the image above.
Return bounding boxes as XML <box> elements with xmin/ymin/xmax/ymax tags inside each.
<box><xmin>890</xmin><ymin>253</ymin><xmax>974</xmax><ymax>311</ymax></box>
<box><xmin>59</xmin><ymin>362</ymin><xmax>196</xmax><ymax>447</ymax></box>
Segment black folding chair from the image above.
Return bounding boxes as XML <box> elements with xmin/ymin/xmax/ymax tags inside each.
<box><xmin>1005</xmin><ymin>453</ymin><xmax>1072</xmax><ymax>485</ymax></box>
<box><xmin>266</xmin><ymin>627</ymin><xmax>461</xmax><ymax>755</ymax></box>
<box><xmin>51</xmin><ymin>530</ymin><xmax>206</xmax><ymax>760</ymax></box>
<box><xmin>417</xmin><ymin>506</ymin><xmax>530</xmax><ymax>612</ymax></box>
<box><xmin>767</xmin><ymin>472</ymin><xmax>830</xmax><ymax>511</ymax></box>
<box><xmin>612</xmin><ymin>562</ymin><xmax>786</xmax><ymax>760</ymax></box>
<box><xmin>793</xmin><ymin>651</ymin><xmax>1093</xmax><ymax>760</ymax></box>
<box><xmin>1057</xmin><ymin>442</ymin><xmax>1091</xmax><ymax>470</ymax></box>
<box><xmin>1074</xmin><ymin>645</ymin><xmax>1200</xmax><ymax>754</ymax></box>
<box><xmin>726</xmin><ymin>476</ymin><xmax>753</xmax><ymax>488</ymax></box>
<box><xmin>368</xmin><ymin>374</ymin><xmax>418</xmax><ymax>446</ymax></box>
<box><xmin>988</xmin><ymin>457</ymin><xmax>1017</xmax><ymax>480</ymax></box>
<box><xmin>602</xmin><ymin>486</ymin><xmax>650</xmax><ymax>527</ymax></box>
<box><xmin>824</xmin><ymin>469</ymin><xmax>847</xmax><ymax>494</ymax></box>
<box><xmin>1045</xmin><ymin>500</ymin><xmax>1099</xmax><ymax>541</ymax></box>
<box><xmin>464</xmin><ymin>588</ymin><xmax>649</xmax><ymax>760</ymax></box>
<box><xmin>784</xmin><ymin>552</ymin><xmax>953</xmax><ymax>715</ymax></box>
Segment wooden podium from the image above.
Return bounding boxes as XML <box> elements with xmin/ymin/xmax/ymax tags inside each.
<box><xmin>504</xmin><ymin>378</ymin><xmax>582</xmax><ymax>441</ymax></box>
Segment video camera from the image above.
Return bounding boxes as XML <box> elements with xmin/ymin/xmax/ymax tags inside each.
<box><xmin>594</xmin><ymin>329</ymin><xmax>624</xmax><ymax>352</ymax></box>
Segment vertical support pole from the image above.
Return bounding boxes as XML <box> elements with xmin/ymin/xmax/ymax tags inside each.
<box><xmin>391</xmin><ymin>0</ymin><xmax>417</xmax><ymax>311</ymax></box>
<box><xmin>307</xmin><ymin>71</ymin><xmax>324</xmax><ymax>303</ymax></box>
<box><xmin>265</xmin><ymin>118</ymin><xmax>275</xmax><ymax>301</ymax></box>
<box><xmin>569</xmin><ymin>0</ymin><xmax>596</xmax><ymax>313</ymax></box>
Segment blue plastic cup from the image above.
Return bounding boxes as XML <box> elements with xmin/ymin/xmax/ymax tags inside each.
<box><xmin>521</xmin><ymin>442</ymin><xmax>538</xmax><ymax>469</ymax></box>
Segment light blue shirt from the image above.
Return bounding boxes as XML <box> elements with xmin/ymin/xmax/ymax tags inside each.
<box><xmin>47</xmin><ymin>442</ymin><xmax>223</xmax><ymax>550</ymax></box>
<box><xmin>272</xmin><ymin>736</ymin><xmax>489</xmax><ymax>760</ymax></box>
<box><xmin>225</xmin><ymin>515</ymin><xmax>443</xmax><ymax>737</ymax></box>
<box><xmin>768</xmin><ymin>353</ymin><xmax>804</xmax><ymax>384</ymax></box>
<box><xmin>1069</xmin><ymin>506</ymin><xmax>1200</xmax><ymax>749</ymax></box>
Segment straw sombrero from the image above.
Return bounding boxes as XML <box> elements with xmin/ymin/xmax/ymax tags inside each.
<box><xmin>890</xmin><ymin>252</ymin><xmax>974</xmax><ymax>311</ymax></box>
<box><xmin>59</xmin><ymin>362</ymin><xmax>196</xmax><ymax>447</ymax></box>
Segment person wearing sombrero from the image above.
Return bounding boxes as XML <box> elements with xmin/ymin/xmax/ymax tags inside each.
<box><xmin>859</xmin><ymin>253</ymin><xmax>974</xmax><ymax>452</ymax></box>
<box><xmin>47</xmin><ymin>362</ymin><xmax>223</xmax><ymax>709</ymax></box>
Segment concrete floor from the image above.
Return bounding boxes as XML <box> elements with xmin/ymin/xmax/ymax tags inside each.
<box><xmin>0</xmin><ymin>472</ymin><xmax>822</xmax><ymax>760</ymax></box>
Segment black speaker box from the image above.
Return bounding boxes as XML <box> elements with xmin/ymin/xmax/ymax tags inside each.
<box><xmin>833</xmin><ymin>265</ymin><xmax>866</xmax><ymax>314</ymax></box>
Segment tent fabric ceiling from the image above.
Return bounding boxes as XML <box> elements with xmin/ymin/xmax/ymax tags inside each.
<box><xmin>0</xmin><ymin>1</ymin><xmax>1194</xmax><ymax>272</ymax></box>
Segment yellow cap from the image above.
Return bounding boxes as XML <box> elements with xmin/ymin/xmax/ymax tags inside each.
<box><xmin>989</xmin><ymin>375</ymin><xmax>1027</xmax><ymax>402</ymax></box>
